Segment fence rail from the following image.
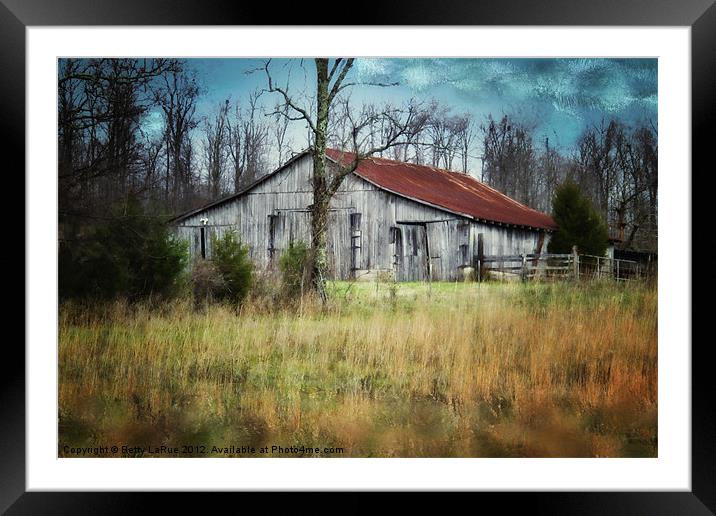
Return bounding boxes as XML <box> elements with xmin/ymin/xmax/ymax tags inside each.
<box><xmin>578</xmin><ymin>254</ymin><xmax>644</xmax><ymax>281</ymax></box>
<box><xmin>478</xmin><ymin>249</ymin><xmax>651</xmax><ymax>282</ymax></box>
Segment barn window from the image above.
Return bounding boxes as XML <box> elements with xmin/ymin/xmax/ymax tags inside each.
<box><xmin>200</xmin><ymin>227</ymin><xmax>206</xmax><ymax>259</ymax></box>
<box><xmin>459</xmin><ymin>244</ymin><xmax>469</xmax><ymax>266</ymax></box>
<box><xmin>390</xmin><ymin>227</ymin><xmax>403</xmax><ymax>266</ymax></box>
<box><xmin>458</xmin><ymin>222</ymin><xmax>470</xmax><ymax>266</ymax></box>
<box><xmin>199</xmin><ymin>217</ymin><xmax>209</xmax><ymax>260</ymax></box>
<box><xmin>350</xmin><ymin>213</ymin><xmax>362</xmax><ymax>272</ymax></box>
<box><xmin>267</xmin><ymin>214</ymin><xmax>277</xmax><ymax>261</ymax></box>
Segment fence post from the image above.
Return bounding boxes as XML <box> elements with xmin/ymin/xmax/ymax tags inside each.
<box><xmin>572</xmin><ymin>245</ymin><xmax>579</xmax><ymax>281</ymax></box>
<box><xmin>520</xmin><ymin>253</ymin><xmax>527</xmax><ymax>281</ymax></box>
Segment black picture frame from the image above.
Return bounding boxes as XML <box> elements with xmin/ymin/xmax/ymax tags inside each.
<box><xmin>4</xmin><ymin>0</ymin><xmax>709</xmax><ymax>512</ymax></box>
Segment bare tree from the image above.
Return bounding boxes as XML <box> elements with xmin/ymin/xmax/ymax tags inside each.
<box><xmin>58</xmin><ymin>58</ymin><xmax>181</xmax><ymax>220</ymax></box>
<box><xmin>154</xmin><ymin>69</ymin><xmax>200</xmax><ymax>211</ymax></box>
<box><xmin>379</xmin><ymin>101</ymin><xmax>476</xmax><ymax>174</ymax></box>
<box><xmin>574</xmin><ymin>119</ymin><xmax>620</xmax><ymax>218</ymax></box>
<box><xmin>264</xmin><ymin>58</ymin><xmax>428</xmax><ymax>301</ymax></box>
<box><xmin>226</xmin><ymin>101</ymin><xmax>244</xmax><ymax>193</ymax></box>
<box><xmin>203</xmin><ymin>100</ymin><xmax>230</xmax><ymax>198</ymax></box>
<box><xmin>226</xmin><ymin>91</ymin><xmax>270</xmax><ymax>191</ymax></box>
<box><xmin>455</xmin><ymin>114</ymin><xmax>476</xmax><ymax>174</ymax></box>
<box><xmin>564</xmin><ymin>119</ymin><xmax>657</xmax><ymax>251</ymax></box>
<box><xmin>272</xmin><ymin>101</ymin><xmax>293</xmax><ymax>168</ymax></box>
<box><xmin>138</xmin><ymin>130</ymin><xmax>165</xmax><ymax>205</ymax></box>
<box><xmin>426</xmin><ymin>103</ymin><xmax>461</xmax><ymax>170</ymax></box>
<box><xmin>632</xmin><ymin>123</ymin><xmax>658</xmax><ymax>251</ymax></box>
<box><xmin>534</xmin><ymin>137</ymin><xmax>567</xmax><ymax>213</ymax></box>
<box><xmin>242</xmin><ymin>90</ymin><xmax>270</xmax><ymax>185</ymax></box>
<box><xmin>179</xmin><ymin>134</ymin><xmax>200</xmax><ymax>210</ymax></box>
<box><xmin>613</xmin><ymin>123</ymin><xmax>658</xmax><ymax>250</ymax></box>
<box><xmin>481</xmin><ymin>114</ymin><xmax>537</xmax><ymax>204</ymax></box>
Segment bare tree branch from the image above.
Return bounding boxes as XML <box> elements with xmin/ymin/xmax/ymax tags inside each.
<box><xmin>263</xmin><ymin>59</ymin><xmax>317</xmax><ymax>135</ymax></box>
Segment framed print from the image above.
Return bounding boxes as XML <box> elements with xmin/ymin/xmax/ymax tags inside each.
<box><xmin>5</xmin><ymin>0</ymin><xmax>711</xmax><ymax>512</ymax></box>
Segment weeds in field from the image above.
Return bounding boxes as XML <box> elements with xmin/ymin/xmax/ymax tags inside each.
<box><xmin>59</xmin><ymin>280</ymin><xmax>657</xmax><ymax>457</ymax></box>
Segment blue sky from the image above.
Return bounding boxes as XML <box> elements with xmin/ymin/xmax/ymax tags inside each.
<box><xmin>173</xmin><ymin>58</ymin><xmax>657</xmax><ymax>165</ymax></box>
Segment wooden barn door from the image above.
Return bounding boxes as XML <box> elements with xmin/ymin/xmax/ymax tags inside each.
<box><xmin>425</xmin><ymin>221</ymin><xmax>447</xmax><ymax>281</ymax></box>
<box><xmin>325</xmin><ymin>209</ymin><xmax>354</xmax><ymax>280</ymax></box>
<box><xmin>425</xmin><ymin>219</ymin><xmax>464</xmax><ymax>281</ymax></box>
<box><xmin>268</xmin><ymin>209</ymin><xmax>352</xmax><ymax>280</ymax></box>
<box><xmin>393</xmin><ymin>223</ymin><xmax>430</xmax><ymax>282</ymax></box>
<box><xmin>269</xmin><ymin>210</ymin><xmax>312</xmax><ymax>264</ymax></box>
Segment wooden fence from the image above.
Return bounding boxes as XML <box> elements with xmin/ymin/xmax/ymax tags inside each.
<box><xmin>478</xmin><ymin>248</ymin><xmax>649</xmax><ymax>282</ymax></box>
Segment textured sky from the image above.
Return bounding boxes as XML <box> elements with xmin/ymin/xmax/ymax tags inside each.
<box><xmin>177</xmin><ymin>57</ymin><xmax>657</xmax><ymax>162</ymax></box>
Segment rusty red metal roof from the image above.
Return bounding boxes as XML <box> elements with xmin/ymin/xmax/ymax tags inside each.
<box><xmin>326</xmin><ymin>149</ymin><xmax>557</xmax><ymax>231</ymax></box>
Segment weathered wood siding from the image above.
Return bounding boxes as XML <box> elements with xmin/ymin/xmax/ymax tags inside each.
<box><xmin>173</xmin><ymin>153</ymin><xmax>551</xmax><ymax>281</ymax></box>
<box><xmin>174</xmin><ymin>154</ymin><xmax>314</xmax><ymax>269</ymax></box>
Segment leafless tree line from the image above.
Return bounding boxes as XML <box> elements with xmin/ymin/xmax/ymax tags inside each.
<box><xmin>326</xmin><ymin>98</ymin><xmax>477</xmax><ymax>174</ymax></box>
<box><xmin>326</xmin><ymin>101</ymin><xmax>657</xmax><ymax>252</ymax></box>
<box><xmin>573</xmin><ymin>119</ymin><xmax>657</xmax><ymax>251</ymax></box>
<box><xmin>202</xmin><ymin>91</ymin><xmax>276</xmax><ymax>199</ymax></box>
<box><xmin>58</xmin><ymin>58</ymin><xmax>291</xmax><ymax>224</ymax></box>
<box><xmin>325</xmin><ymin>97</ymin><xmax>657</xmax><ymax>253</ymax></box>
<box><xmin>58</xmin><ymin>58</ymin><xmax>181</xmax><ymax>220</ymax></box>
<box><xmin>58</xmin><ymin>58</ymin><xmax>657</xmax><ymax>252</ymax></box>
<box><xmin>480</xmin><ymin>115</ymin><xmax>657</xmax><ymax>251</ymax></box>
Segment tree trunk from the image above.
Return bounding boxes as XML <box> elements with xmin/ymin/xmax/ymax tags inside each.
<box><xmin>309</xmin><ymin>192</ymin><xmax>329</xmax><ymax>302</ymax></box>
<box><xmin>310</xmin><ymin>59</ymin><xmax>331</xmax><ymax>303</ymax></box>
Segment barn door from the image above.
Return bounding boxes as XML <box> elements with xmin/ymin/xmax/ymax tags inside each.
<box><xmin>326</xmin><ymin>210</ymin><xmax>354</xmax><ymax>280</ymax></box>
<box><xmin>190</xmin><ymin>226</ymin><xmax>203</xmax><ymax>262</ymax></box>
<box><xmin>425</xmin><ymin>219</ymin><xmax>465</xmax><ymax>281</ymax></box>
<box><xmin>425</xmin><ymin>221</ymin><xmax>447</xmax><ymax>281</ymax></box>
<box><xmin>269</xmin><ymin>210</ymin><xmax>312</xmax><ymax>263</ymax></box>
<box><xmin>268</xmin><ymin>209</ymin><xmax>353</xmax><ymax>280</ymax></box>
<box><xmin>393</xmin><ymin>223</ymin><xmax>430</xmax><ymax>282</ymax></box>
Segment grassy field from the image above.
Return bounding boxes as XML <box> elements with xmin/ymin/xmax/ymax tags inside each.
<box><xmin>58</xmin><ymin>279</ymin><xmax>657</xmax><ymax>458</ymax></box>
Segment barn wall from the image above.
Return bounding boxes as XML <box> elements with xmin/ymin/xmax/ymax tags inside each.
<box><xmin>173</xmin><ymin>154</ymin><xmax>551</xmax><ymax>281</ymax></box>
<box><xmin>471</xmin><ymin>222</ymin><xmax>546</xmax><ymax>257</ymax></box>
<box><xmin>174</xmin><ymin>154</ymin><xmax>314</xmax><ymax>269</ymax></box>
<box><xmin>331</xmin><ymin>177</ymin><xmax>392</xmax><ymax>275</ymax></box>
<box><xmin>331</xmin><ymin>174</ymin><xmax>549</xmax><ymax>280</ymax></box>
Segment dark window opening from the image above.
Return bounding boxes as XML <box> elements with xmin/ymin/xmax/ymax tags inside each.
<box><xmin>350</xmin><ymin>212</ymin><xmax>362</xmax><ymax>230</ymax></box>
<box><xmin>267</xmin><ymin>214</ymin><xmax>277</xmax><ymax>261</ymax></box>
<box><xmin>458</xmin><ymin>222</ymin><xmax>470</xmax><ymax>266</ymax></box>
<box><xmin>459</xmin><ymin>244</ymin><xmax>469</xmax><ymax>266</ymax></box>
<box><xmin>200</xmin><ymin>227</ymin><xmax>206</xmax><ymax>259</ymax></box>
<box><xmin>391</xmin><ymin>227</ymin><xmax>403</xmax><ymax>266</ymax></box>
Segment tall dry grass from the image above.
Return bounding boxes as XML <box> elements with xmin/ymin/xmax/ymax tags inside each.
<box><xmin>59</xmin><ymin>280</ymin><xmax>657</xmax><ymax>457</ymax></box>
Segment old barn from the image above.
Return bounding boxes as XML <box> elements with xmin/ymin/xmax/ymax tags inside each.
<box><xmin>171</xmin><ymin>149</ymin><xmax>557</xmax><ymax>281</ymax></box>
